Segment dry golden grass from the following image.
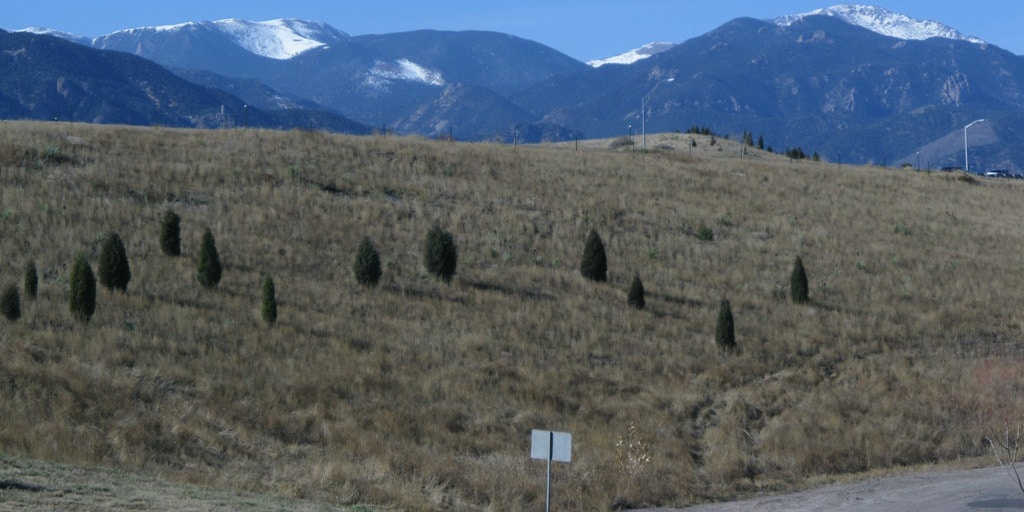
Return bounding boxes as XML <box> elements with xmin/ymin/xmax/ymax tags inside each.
<box><xmin>1</xmin><ymin>121</ymin><xmax>1023</xmax><ymax>510</ymax></box>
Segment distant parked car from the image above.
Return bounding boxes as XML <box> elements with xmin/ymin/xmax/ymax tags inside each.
<box><xmin>984</xmin><ymin>170</ymin><xmax>1009</xmax><ymax>178</ymax></box>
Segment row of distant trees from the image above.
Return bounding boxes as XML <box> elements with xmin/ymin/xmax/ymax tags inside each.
<box><xmin>686</xmin><ymin>126</ymin><xmax>828</xmax><ymax>160</ymax></box>
<box><xmin>0</xmin><ymin>210</ymin><xmax>225</xmax><ymax>325</ymax></box>
<box><xmin>578</xmin><ymin>228</ymin><xmax>811</xmax><ymax>352</ymax></box>
<box><xmin>1</xmin><ymin>212</ymin><xmax>813</xmax><ymax>353</ymax></box>
<box><xmin>0</xmin><ymin>209</ymin><xmax>455</xmax><ymax>326</ymax></box>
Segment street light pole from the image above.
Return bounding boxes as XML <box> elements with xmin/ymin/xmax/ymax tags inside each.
<box><xmin>964</xmin><ymin>119</ymin><xmax>985</xmax><ymax>173</ymax></box>
<box><xmin>642</xmin><ymin>78</ymin><xmax>674</xmax><ymax>150</ymax></box>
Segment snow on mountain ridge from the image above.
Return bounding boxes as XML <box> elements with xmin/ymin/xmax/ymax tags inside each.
<box><xmin>215</xmin><ymin>19</ymin><xmax>335</xmax><ymax>59</ymax></box>
<box><xmin>771</xmin><ymin>4</ymin><xmax>985</xmax><ymax>45</ymax></box>
<box><xmin>15</xmin><ymin>26</ymin><xmax>92</xmax><ymax>45</ymax></box>
<box><xmin>364</xmin><ymin>59</ymin><xmax>446</xmax><ymax>92</ymax></box>
<box><xmin>102</xmin><ymin>18</ymin><xmax>351</xmax><ymax>60</ymax></box>
<box><xmin>588</xmin><ymin>42</ymin><xmax>676</xmax><ymax>67</ymax></box>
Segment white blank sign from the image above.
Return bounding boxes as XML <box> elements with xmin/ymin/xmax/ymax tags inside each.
<box><xmin>531</xmin><ymin>429</ymin><xmax>572</xmax><ymax>462</ymax></box>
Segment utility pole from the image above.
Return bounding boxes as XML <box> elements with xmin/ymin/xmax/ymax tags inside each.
<box><xmin>964</xmin><ymin>119</ymin><xmax>985</xmax><ymax>173</ymax></box>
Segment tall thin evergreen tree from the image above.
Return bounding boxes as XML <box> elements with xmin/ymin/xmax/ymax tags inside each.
<box><xmin>262</xmin><ymin>274</ymin><xmax>277</xmax><ymax>325</ymax></box>
<box><xmin>23</xmin><ymin>261</ymin><xmax>38</xmax><ymax>300</ymax></box>
<box><xmin>160</xmin><ymin>209</ymin><xmax>181</xmax><ymax>256</ymax></box>
<box><xmin>423</xmin><ymin>223</ymin><xmax>457</xmax><ymax>283</ymax></box>
<box><xmin>580</xmin><ymin>229</ymin><xmax>608</xmax><ymax>282</ymax></box>
<box><xmin>627</xmin><ymin>274</ymin><xmax>646</xmax><ymax>310</ymax></box>
<box><xmin>196</xmin><ymin>228</ymin><xmax>222</xmax><ymax>289</ymax></box>
<box><xmin>715</xmin><ymin>299</ymin><xmax>736</xmax><ymax>351</ymax></box>
<box><xmin>0</xmin><ymin>284</ymin><xmax>20</xmax><ymax>322</ymax></box>
<box><xmin>790</xmin><ymin>256</ymin><xmax>809</xmax><ymax>304</ymax></box>
<box><xmin>69</xmin><ymin>253</ymin><xmax>96</xmax><ymax>323</ymax></box>
<box><xmin>353</xmin><ymin>236</ymin><xmax>383</xmax><ymax>287</ymax></box>
<box><xmin>98</xmin><ymin>231</ymin><xmax>131</xmax><ymax>292</ymax></box>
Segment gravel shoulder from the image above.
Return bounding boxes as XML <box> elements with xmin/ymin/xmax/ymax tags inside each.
<box><xmin>636</xmin><ymin>466</ymin><xmax>1024</xmax><ymax>512</ymax></box>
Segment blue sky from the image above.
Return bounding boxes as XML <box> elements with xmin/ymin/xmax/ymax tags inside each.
<box><xmin>5</xmin><ymin>1</ymin><xmax>1023</xmax><ymax>60</ymax></box>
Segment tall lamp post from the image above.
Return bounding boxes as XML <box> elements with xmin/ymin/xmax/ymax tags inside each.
<box><xmin>642</xmin><ymin>78</ymin><xmax>674</xmax><ymax>150</ymax></box>
<box><xmin>964</xmin><ymin>119</ymin><xmax>985</xmax><ymax>173</ymax></box>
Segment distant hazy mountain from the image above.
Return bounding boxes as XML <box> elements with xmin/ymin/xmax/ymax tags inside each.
<box><xmin>513</xmin><ymin>12</ymin><xmax>1024</xmax><ymax>169</ymax></box>
<box><xmin>352</xmin><ymin>30</ymin><xmax>590</xmax><ymax>95</ymax></box>
<box><xmin>0</xmin><ymin>29</ymin><xmax>369</xmax><ymax>133</ymax></box>
<box><xmin>17</xmin><ymin>26</ymin><xmax>91</xmax><ymax>46</ymax></box>
<box><xmin>75</xmin><ymin>20</ymin><xmax>588</xmax><ymax>140</ymax></box>
<box><xmin>7</xmin><ymin>5</ymin><xmax>1024</xmax><ymax>167</ymax></box>
<box><xmin>94</xmin><ymin>18</ymin><xmax>351</xmax><ymax>60</ymax></box>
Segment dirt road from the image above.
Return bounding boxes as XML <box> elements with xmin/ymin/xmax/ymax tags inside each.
<box><xmin>636</xmin><ymin>466</ymin><xmax>1024</xmax><ymax>512</ymax></box>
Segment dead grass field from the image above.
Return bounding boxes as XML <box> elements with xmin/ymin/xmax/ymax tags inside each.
<box><xmin>0</xmin><ymin>453</ymin><xmax>366</xmax><ymax>511</ymax></box>
<box><xmin>1</xmin><ymin>121</ymin><xmax>1023</xmax><ymax>510</ymax></box>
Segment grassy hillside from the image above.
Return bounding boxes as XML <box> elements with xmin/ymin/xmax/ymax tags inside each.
<box><xmin>0</xmin><ymin>121</ymin><xmax>1022</xmax><ymax>510</ymax></box>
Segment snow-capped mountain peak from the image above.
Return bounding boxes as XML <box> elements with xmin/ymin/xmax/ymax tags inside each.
<box><xmin>587</xmin><ymin>42</ymin><xmax>676</xmax><ymax>68</ymax></box>
<box><xmin>15</xmin><ymin>26</ymin><xmax>92</xmax><ymax>45</ymax></box>
<box><xmin>213</xmin><ymin>18</ymin><xmax>345</xmax><ymax>59</ymax></box>
<box><xmin>770</xmin><ymin>4</ymin><xmax>985</xmax><ymax>45</ymax></box>
<box><xmin>101</xmin><ymin>18</ymin><xmax>350</xmax><ymax>60</ymax></box>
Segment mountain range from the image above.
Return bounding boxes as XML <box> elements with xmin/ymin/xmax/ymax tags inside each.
<box><xmin>0</xmin><ymin>28</ymin><xmax>370</xmax><ymax>133</ymax></box>
<box><xmin>7</xmin><ymin>4</ymin><xmax>1024</xmax><ymax>170</ymax></box>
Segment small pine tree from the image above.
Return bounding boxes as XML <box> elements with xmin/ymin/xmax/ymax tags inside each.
<box><xmin>23</xmin><ymin>261</ymin><xmax>38</xmax><ymax>300</ymax></box>
<box><xmin>757</xmin><ymin>134</ymin><xmax>764</xmax><ymax>150</ymax></box>
<box><xmin>261</xmin><ymin>274</ymin><xmax>277</xmax><ymax>325</ymax></box>
<box><xmin>580</xmin><ymin>228</ymin><xmax>608</xmax><ymax>282</ymax></box>
<box><xmin>160</xmin><ymin>209</ymin><xmax>181</xmax><ymax>256</ymax></box>
<box><xmin>69</xmin><ymin>253</ymin><xmax>96</xmax><ymax>323</ymax></box>
<box><xmin>790</xmin><ymin>256</ymin><xmax>810</xmax><ymax>304</ymax></box>
<box><xmin>0</xmin><ymin>284</ymin><xmax>20</xmax><ymax>322</ymax></box>
<box><xmin>697</xmin><ymin>224</ymin><xmax>714</xmax><ymax>242</ymax></box>
<box><xmin>715</xmin><ymin>299</ymin><xmax>736</xmax><ymax>351</ymax></box>
<box><xmin>353</xmin><ymin>236</ymin><xmax>383</xmax><ymax>287</ymax></box>
<box><xmin>98</xmin><ymin>231</ymin><xmax>131</xmax><ymax>292</ymax></box>
<box><xmin>424</xmin><ymin>223</ymin><xmax>458</xmax><ymax>283</ymax></box>
<box><xmin>196</xmin><ymin>228</ymin><xmax>222</xmax><ymax>289</ymax></box>
<box><xmin>627</xmin><ymin>274</ymin><xmax>646</xmax><ymax>310</ymax></box>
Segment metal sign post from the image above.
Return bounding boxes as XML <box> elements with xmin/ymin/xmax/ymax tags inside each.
<box><xmin>531</xmin><ymin>429</ymin><xmax>571</xmax><ymax>512</ymax></box>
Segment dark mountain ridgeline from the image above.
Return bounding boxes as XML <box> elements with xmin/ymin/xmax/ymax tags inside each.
<box><xmin>0</xmin><ymin>30</ymin><xmax>369</xmax><ymax>133</ymax></box>
<box><xmin>6</xmin><ymin>12</ymin><xmax>1024</xmax><ymax>167</ymax></box>
<box><xmin>515</xmin><ymin>15</ymin><xmax>1024</xmax><ymax>168</ymax></box>
<box><xmin>352</xmin><ymin>30</ymin><xmax>588</xmax><ymax>96</ymax></box>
